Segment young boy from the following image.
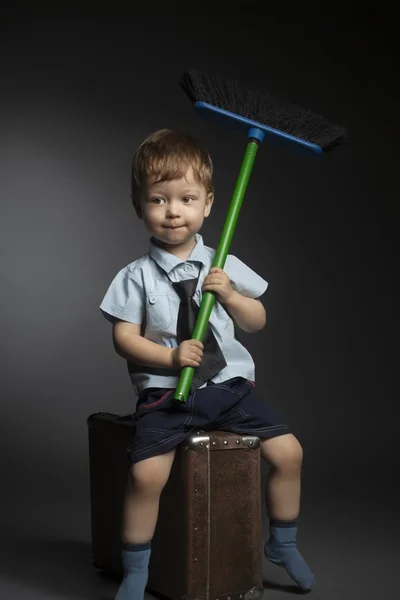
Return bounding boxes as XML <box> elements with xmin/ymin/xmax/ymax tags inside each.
<box><xmin>99</xmin><ymin>129</ymin><xmax>314</xmax><ymax>599</ymax></box>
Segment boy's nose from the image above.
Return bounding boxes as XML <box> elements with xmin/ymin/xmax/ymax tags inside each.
<box><xmin>166</xmin><ymin>202</ymin><xmax>181</xmax><ymax>216</ymax></box>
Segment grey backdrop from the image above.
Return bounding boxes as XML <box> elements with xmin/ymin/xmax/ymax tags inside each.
<box><xmin>0</xmin><ymin>6</ymin><xmax>397</xmax><ymax>600</ymax></box>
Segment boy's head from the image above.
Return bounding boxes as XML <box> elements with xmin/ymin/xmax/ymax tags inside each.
<box><xmin>131</xmin><ymin>129</ymin><xmax>214</xmax><ymax>248</ymax></box>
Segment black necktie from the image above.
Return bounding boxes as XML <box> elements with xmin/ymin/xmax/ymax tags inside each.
<box><xmin>171</xmin><ymin>276</ymin><xmax>227</xmax><ymax>393</ymax></box>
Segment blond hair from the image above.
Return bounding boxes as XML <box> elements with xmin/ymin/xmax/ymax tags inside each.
<box><xmin>131</xmin><ymin>129</ymin><xmax>214</xmax><ymax>207</ymax></box>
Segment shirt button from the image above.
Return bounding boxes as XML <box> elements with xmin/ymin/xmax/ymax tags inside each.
<box><xmin>184</xmin><ymin>263</ymin><xmax>192</xmax><ymax>272</ymax></box>
<box><xmin>149</xmin><ymin>296</ymin><xmax>156</xmax><ymax>304</ymax></box>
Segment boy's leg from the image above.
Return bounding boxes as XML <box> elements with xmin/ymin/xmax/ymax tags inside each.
<box><xmin>261</xmin><ymin>435</ymin><xmax>314</xmax><ymax>591</ymax></box>
<box><xmin>122</xmin><ymin>450</ymin><xmax>176</xmax><ymax>544</ymax></box>
<box><xmin>210</xmin><ymin>378</ymin><xmax>314</xmax><ymax>591</ymax></box>
<box><xmin>261</xmin><ymin>434</ymin><xmax>302</xmax><ymax>521</ymax></box>
<box><xmin>115</xmin><ymin>450</ymin><xmax>176</xmax><ymax>600</ymax></box>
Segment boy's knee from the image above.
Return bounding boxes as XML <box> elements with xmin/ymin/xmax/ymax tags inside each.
<box><xmin>262</xmin><ymin>434</ymin><xmax>303</xmax><ymax>470</ymax></box>
<box><xmin>287</xmin><ymin>437</ymin><xmax>303</xmax><ymax>467</ymax></box>
<box><xmin>129</xmin><ymin>451</ymin><xmax>175</xmax><ymax>495</ymax></box>
<box><xmin>280</xmin><ymin>436</ymin><xmax>303</xmax><ymax>470</ymax></box>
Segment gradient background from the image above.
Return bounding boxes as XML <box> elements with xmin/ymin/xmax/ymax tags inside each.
<box><xmin>0</xmin><ymin>5</ymin><xmax>398</xmax><ymax>600</ymax></box>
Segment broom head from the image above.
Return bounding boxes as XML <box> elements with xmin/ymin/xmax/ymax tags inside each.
<box><xmin>180</xmin><ymin>68</ymin><xmax>347</xmax><ymax>153</ymax></box>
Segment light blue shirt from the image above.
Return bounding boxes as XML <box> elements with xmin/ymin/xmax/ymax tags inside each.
<box><xmin>99</xmin><ymin>233</ymin><xmax>268</xmax><ymax>395</ymax></box>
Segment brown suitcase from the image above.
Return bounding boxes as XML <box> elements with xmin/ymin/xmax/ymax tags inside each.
<box><xmin>87</xmin><ymin>411</ymin><xmax>264</xmax><ymax>600</ymax></box>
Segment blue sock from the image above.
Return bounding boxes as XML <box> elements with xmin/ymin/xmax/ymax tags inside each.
<box><xmin>264</xmin><ymin>519</ymin><xmax>314</xmax><ymax>591</ymax></box>
<box><xmin>115</xmin><ymin>541</ymin><xmax>151</xmax><ymax>600</ymax></box>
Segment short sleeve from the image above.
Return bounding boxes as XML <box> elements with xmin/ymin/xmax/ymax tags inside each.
<box><xmin>99</xmin><ymin>267</ymin><xmax>145</xmax><ymax>325</ymax></box>
<box><xmin>224</xmin><ymin>254</ymin><xmax>268</xmax><ymax>298</ymax></box>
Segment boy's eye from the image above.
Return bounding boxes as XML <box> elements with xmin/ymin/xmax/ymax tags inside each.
<box><xmin>150</xmin><ymin>196</ymin><xmax>195</xmax><ymax>204</ymax></box>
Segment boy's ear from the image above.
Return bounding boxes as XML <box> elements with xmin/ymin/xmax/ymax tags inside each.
<box><xmin>204</xmin><ymin>192</ymin><xmax>214</xmax><ymax>217</ymax></box>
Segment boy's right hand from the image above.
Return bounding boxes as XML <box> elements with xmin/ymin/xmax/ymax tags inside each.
<box><xmin>170</xmin><ymin>339</ymin><xmax>203</xmax><ymax>369</ymax></box>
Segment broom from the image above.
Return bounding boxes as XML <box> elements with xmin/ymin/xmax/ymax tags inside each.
<box><xmin>173</xmin><ymin>68</ymin><xmax>347</xmax><ymax>403</ymax></box>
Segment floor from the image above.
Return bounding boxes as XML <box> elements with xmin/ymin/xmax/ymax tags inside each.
<box><xmin>0</xmin><ymin>488</ymin><xmax>396</xmax><ymax>600</ymax></box>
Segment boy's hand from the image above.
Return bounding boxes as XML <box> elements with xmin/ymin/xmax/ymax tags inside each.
<box><xmin>170</xmin><ymin>339</ymin><xmax>203</xmax><ymax>369</ymax></box>
<box><xmin>202</xmin><ymin>267</ymin><xmax>234</xmax><ymax>304</ymax></box>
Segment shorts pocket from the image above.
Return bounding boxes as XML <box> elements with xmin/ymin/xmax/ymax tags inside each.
<box><xmin>136</xmin><ymin>388</ymin><xmax>174</xmax><ymax>412</ymax></box>
<box><xmin>229</xmin><ymin>377</ymin><xmax>255</xmax><ymax>399</ymax></box>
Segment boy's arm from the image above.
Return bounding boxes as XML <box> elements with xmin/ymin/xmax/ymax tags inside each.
<box><xmin>202</xmin><ymin>266</ymin><xmax>267</xmax><ymax>333</ymax></box>
<box><xmin>223</xmin><ymin>292</ymin><xmax>266</xmax><ymax>333</ymax></box>
<box><xmin>112</xmin><ymin>321</ymin><xmax>174</xmax><ymax>368</ymax></box>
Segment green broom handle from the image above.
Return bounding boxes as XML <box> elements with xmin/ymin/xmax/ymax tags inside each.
<box><xmin>173</xmin><ymin>138</ymin><xmax>261</xmax><ymax>402</ymax></box>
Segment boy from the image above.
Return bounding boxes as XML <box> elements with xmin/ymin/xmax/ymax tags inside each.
<box><xmin>99</xmin><ymin>129</ymin><xmax>314</xmax><ymax>599</ymax></box>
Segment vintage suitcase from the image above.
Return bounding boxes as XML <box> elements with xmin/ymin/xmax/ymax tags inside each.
<box><xmin>87</xmin><ymin>411</ymin><xmax>264</xmax><ymax>600</ymax></box>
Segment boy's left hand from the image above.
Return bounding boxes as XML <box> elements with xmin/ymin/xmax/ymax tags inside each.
<box><xmin>202</xmin><ymin>267</ymin><xmax>234</xmax><ymax>304</ymax></box>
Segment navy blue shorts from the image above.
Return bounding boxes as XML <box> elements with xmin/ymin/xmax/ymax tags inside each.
<box><xmin>127</xmin><ymin>376</ymin><xmax>291</xmax><ymax>466</ymax></box>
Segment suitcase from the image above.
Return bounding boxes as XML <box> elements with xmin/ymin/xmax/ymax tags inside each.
<box><xmin>87</xmin><ymin>411</ymin><xmax>264</xmax><ymax>600</ymax></box>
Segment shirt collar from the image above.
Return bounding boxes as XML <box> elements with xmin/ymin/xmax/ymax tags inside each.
<box><xmin>149</xmin><ymin>233</ymin><xmax>208</xmax><ymax>273</ymax></box>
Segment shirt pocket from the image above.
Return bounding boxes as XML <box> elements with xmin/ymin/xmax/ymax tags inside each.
<box><xmin>145</xmin><ymin>293</ymin><xmax>173</xmax><ymax>332</ymax></box>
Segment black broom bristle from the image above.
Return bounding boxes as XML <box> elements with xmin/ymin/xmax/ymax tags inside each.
<box><xmin>180</xmin><ymin>68</ymin><xmax>347</xmax><ymax>152</ymax></box>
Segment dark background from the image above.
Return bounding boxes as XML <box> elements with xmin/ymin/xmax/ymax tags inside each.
<box><xmin>0</xmin><ymin>4</ymin><xmax>398</xmax><ymax>599</ymax></box>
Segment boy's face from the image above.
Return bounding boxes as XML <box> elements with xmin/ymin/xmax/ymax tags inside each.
<box><xmin>136</xmin><ymin>165</ymin><xmax>213</xmax><ymax>250</ymax></box>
